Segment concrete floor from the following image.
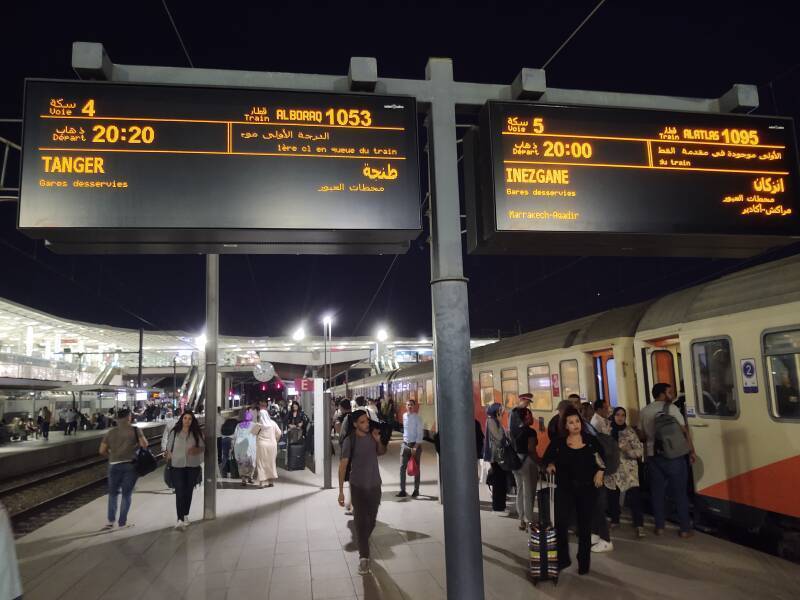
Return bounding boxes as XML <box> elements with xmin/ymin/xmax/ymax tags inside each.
<box><xmin>12</xmin><ymin>439</ymin><xmax>800</xmax><ymax>600</ymax></box>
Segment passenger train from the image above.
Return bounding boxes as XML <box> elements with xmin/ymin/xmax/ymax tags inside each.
<box><xmin>332</xmin><ymin>254</ymin><xmax>800</xmax><ymax>558</ymax></box>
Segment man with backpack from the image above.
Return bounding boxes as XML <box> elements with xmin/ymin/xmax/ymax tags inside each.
<box><xmin>640</xmin><ymin>382</ymin><xmax>696</xmax><ymax>538</ymax></box>
<box><xmin>338</xmin><ymin>409</ymin><xmax>388</xmax><ymax>575</ymax></box>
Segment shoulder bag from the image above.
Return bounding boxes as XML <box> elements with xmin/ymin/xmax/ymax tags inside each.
<box><xmin>163</xmin><ymin>431</ymin><xmax>176</xmax><ymax>489</ymax></box>
<box><xmin>132</xmin><ymin>427</ymin><xmax>158</xmax><ymax>476</ymax></box>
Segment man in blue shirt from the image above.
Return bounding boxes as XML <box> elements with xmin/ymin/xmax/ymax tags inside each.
<box><xmin>397</xmin><ymin>398</ymin><xmax>423</xmax><ymax>497</ymax></box>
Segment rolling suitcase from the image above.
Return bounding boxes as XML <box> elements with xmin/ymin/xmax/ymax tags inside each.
<box><xmin>287</xmin><ymin>442</ymin><xmax>306</xmax><ymax>471</ymax></box>
<box><xmin>529</xmin><ymin>472</ymin><xmax>558</xmax><ymax>585</ymax></box>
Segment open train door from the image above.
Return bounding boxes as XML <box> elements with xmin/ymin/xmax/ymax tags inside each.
<box><xmin>639</xmin><ymin>337</ymin><xmax>685</xmax><ymax>407</ymax></box>
<box><xmin>590</xmin><ymin>349</ymin><xmax>619</xmax><ymax>408</ymax></box>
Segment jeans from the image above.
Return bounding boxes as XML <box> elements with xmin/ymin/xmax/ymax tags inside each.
<box><xmin>608</xmin><ymin>486</ymin><xmax>644</xmax><ymax>527</ymax></box>
<box><xmin>592</xmin><ymin>486</ymin><xmax>611</xmax><ymax>542</ymax></box>
<box><xmin>219</xmin><ymin>437</ymin><xmax>233</xmax><ymax>476</ymax></box>
<box><xmin>554</xmin><ymin>482</ymin><xmax>596</xmax><ymax>571</ymax></box>
<box><xmin>350</xmin><ymin>485</ymin><xmax>381</xmax><ymax>558</ymax></box>
<box><xmin>512</xmin><ymin>456</ymin><xmax>537</xmax><ymax>523</ymax></box>
<box><xmin>107</xmin><ymin>462</ymin><xmax>137</xmax><ymax>526</ymax></box>
<box><xmin>649</xmin><ymin>455</ymin><xmax>691</xmax><ymax>532</ymax></box>
<box><xmin>173</xmin><ymin>466</ymin><xmax>200</xmax><ymax>521</ymax></box>
<box><xmin>40</xmin><ymin>422</ymin><xmax>49</xmax><ymax>440</ymax></box>
<box><xmin>399</xmin><ymin>443</ymin><xmax>421</xmax><ymax>493</ymax></box>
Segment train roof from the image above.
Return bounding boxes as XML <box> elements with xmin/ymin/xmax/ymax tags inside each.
<box><xmin>471</xmin><ymin>302</ymin><xmax>651</xmax><ymax>364</ymax></box>
<box><xmin>638</xmin><ymin>253</ymin><xmax>800</xmax><ymax>331</ymax></box>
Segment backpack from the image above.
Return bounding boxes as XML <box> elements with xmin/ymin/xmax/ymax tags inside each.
<box><xmin>220</xmin><ymin>418</ymin><xmax>238</xmax><ymax>436</ymax></box>
<box><xmin>654</xmin><ymin>407</ymin><xmax>690</xmax><ymax>459</ymax></box>
<box><xmin>339</xmin><ymin>413</ymin><xmax>353</xmax><ymax>445</ymax></box>
<box><xmin>593</xmin><ymin>431</ymin><xmax>620</xmax><ymax>475</ymax></box>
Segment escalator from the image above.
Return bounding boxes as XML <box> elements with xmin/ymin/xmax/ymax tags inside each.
<box><xmin>93</xmin><ymin>364</ymin><xmax>120</xmax><ymax>386</ymax></box>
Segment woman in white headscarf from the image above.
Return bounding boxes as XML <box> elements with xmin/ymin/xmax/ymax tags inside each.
<box><xmin>254</xmin><ymin>400</ymin><xmax>282</xmax><ymax>488</ymax></box>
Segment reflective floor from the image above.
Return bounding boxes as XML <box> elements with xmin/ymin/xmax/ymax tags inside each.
<box><xmin>13</xmin><ymin>440</ymin><xmax>800</xmax><ymax>600</ymax></box>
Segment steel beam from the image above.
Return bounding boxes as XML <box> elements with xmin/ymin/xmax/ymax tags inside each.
<box><xmin>203</xmin><ymin>254</ymin><xmax>219</xmax><ymax>519</ymax></box>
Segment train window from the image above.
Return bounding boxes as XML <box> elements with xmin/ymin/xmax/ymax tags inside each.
<box><xmin>479</xmin><ymin>371</ymin><xmax>494</xmax><ymax>406</ymax></box>
<box><xmin>417</xmin><ymin>383</ymin><xmax>425</xmax><ymax>405</ymax></box>
<box><xmin>559</xmin><ymin>359</ymin><xmax>580</xmax><ymax>399</ymax></box>
<box><xmin>692</xmin><ymin>338</ymin><xmax>738</xmax><ymax>418</ymax></box>
<box><xmin>527</xmin><ymin>364</ymin><xmax>553</xmax><ymax>411</ymax></box>
<box><xmin>426</xmin><ymin>379</ymin><xmax>434</xmax><ymax>405</ymax></box>
<box><xmin>501</xmin><ymin>368</ymin><xmax>519</xmax><ymax>408</ymax></box>
<box><xmin>651</xmin><ymin>350</ymin><xmax>676</xmax><ymax>392</ymax></box>
<box><xmin>764</xmin><ymin>329</ymin><xmax>800</xmax><ymax>420</ymax></box>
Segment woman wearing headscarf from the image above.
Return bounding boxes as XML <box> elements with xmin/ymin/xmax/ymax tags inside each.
<box><xmin>608</xmin><ymin>407</ymin><xmax>646</xmax><ymax>537</ymax></box>
<box><xmin>233</xmin><ymin>406</ymin><xmax>258</xmax><ymax>486</ymax></box>
<box><xmin>483</xmin><ymin>403</ymin><xmax>509</xmax><ymax>514</ymax></box>
<box><xmin>254</xmin><ymin>400</ymin><xmax>282</xmax><ymax>488</ymax></box>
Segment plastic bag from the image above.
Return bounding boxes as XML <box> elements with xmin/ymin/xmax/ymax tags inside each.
<box><xmin>407</xmin><ymin>455</ymin><xmax>420</xmax><ymax>477</ymax></box>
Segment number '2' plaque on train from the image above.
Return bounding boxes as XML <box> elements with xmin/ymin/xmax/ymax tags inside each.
<box><xmin>465</xmin><ymin>101</ymin><xmax>800</xmax><ymax>256</ymax></box>
<box><xmin>18</xmin><ymin>79</ymin><xmax>421</xmax><ymax>253</ymax></box>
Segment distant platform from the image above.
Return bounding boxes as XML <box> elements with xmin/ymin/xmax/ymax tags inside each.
<box><xmin>0</xmin><ymin>421</ymin><xmax>167</xmax><ymax>480</ymax></box>
<box><xmin>12</xmin><ymin>440</ymin><xmax>800</xmax><ymax>600</ymax></box>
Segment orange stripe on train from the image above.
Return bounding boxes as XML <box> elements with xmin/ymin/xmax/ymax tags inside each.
<box><xmin>697</xmin><ymin>454</ymin><xmax>800</xmax><ymax>518</ymax></box>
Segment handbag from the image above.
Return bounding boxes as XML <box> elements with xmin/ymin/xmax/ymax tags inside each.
<box><xmin>163</xmin><ymin>431</ymin><xmax>177</xmax><ymax>489</ymax></box>
<box><xmin>496</xmin><ymin>435</ymin><xmax>522</xmax><ymax>472</ymax></box>
<box><xmin>132</xmin><ymin>427</ymin><xmax>157</xmax><ymax>476</ymax></box>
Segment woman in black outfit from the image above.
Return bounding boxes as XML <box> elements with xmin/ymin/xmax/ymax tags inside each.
<box><xmin>285</xmin><ymin>401</ymin><xmax>309</xmax><ymax>443</ymax></box>
<box><xmin>543</xmin><ymin>406</ymin><xmax>606</xmax><ymax>575</ymax></box>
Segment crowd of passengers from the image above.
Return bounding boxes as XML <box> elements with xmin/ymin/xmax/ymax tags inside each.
<box><xmin>484</xmin><ymin>382</ymin><xmax>695</xmax><ymax>575</ymax></box>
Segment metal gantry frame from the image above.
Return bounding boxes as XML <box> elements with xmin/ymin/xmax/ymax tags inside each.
<box><xmin>0</xmin><ymin>119</ymin><xmax>21</xmax><ymax>202</ymax></box>
<box><xmin>68</xmin><ymin>41</ymin><xmax>758</xmax><ymax>600</ymax></box>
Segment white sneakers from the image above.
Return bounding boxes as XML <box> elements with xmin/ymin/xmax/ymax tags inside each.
<box><xmin>358</xmin><ymin>558</ymin><xmax>371</xmax><ymax>575</ymax></box>
<box><xmin>591</xmin><ymin>539</ymin><xmax>614</xmax><ymax>553</ymax></box>
<box><xmin>175</xmin><ymin>519</ymin><xmax>188</xmax><ymax>531</ymax></box>
<box><xmin>591</xmin><ymin>534</ymin><xmax>600</xmax><ymax>544</ymax></box>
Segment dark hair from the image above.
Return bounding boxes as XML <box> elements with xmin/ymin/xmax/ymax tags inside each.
<box><xmin>339</xmin><ymin>398</ymin><xmax>351</xmax><ymax>410</ymax></box>
<box><xmin>567</xmin><ymin>393</ymin><xmax>581</xmax><ymax>400</ymax></box>
<box><xmin>351</xmin><ymin>409</ymin><xmax>368</xmax><ymax>423</ymax></box>
<box><xmin>117</xmin><ymin>408</ymin><xmax>131</xmax><ymax>419</ymax></box>
<box><xmin>559</xmin><ymin>405</ymin><xmax>583</xmax><ymax>434</ymax></box>
<box><xmin>291</xmin><ymin>401</ymin><xmax>300</xmax><ymax>413</ymax></box>
<box><xmin>512</xmin><ymin>406</ymin><xmax>531</xmax><ymax>423</ymax></box>
<box><xmin>406</xmin><ymin>398</ymin><xmax>417</xmax><ymax>405</ymax></box>
<box><xmin>593</xmin><ymin>398</ymin><xmax>605</xmax><ymax>411</ymax></box>
<box><xmin>355</xmin><ymin>396</ymin><xmax>366</xmax><ymax>407</ymax></box>
<box><xmin>652</xmin><ymin>383</ymin><xmax>672</xmax><ymax>400</ymax></box>
<box><xmin>172</xmin><ymin>409</ymin><xmax>203</xmax><ymax>447</ymax></box>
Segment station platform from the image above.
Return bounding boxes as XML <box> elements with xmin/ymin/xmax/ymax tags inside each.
<box><xmin>12</xmin><ymin>440</ymin><xmax>799</xmax><ymax>600</ymax></box>
<box><xmin>0</xmin><ymin>422</ymin><xmax>167</xmax><ymax>480</ymax></box>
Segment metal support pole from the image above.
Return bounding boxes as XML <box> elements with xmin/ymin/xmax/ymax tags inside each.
<box><xmin>322</xmin><ymin>321</ymin><xmax>332</xmax><ymax>489</ymax></box>
<box><xmin>426</xmin><ymin>58</ymin><xmax>484</xmax><ymax>600</ymax></box>
<box><xmin>203</xmin><ymin>254</ymin><xmax>219</xmax><ymax>520</ymax></box>
<box><xmin>137</xmin><ymin>328</ymin><xmax>143</xmax><ymax>388</ymax></box>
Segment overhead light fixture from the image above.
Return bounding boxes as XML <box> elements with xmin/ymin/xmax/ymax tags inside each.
<box><xmin>376</xmin><ymin>328</ymin><xmax>389</xmax><ymax>342</ymax></box>
<box><xmin>292</xmin><ymin>327</ymin><xmax>306</xmax><ymax>341</ymax></box>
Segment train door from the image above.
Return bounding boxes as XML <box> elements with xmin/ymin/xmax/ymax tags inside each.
<box><xmin>591</xmin><ymin>349</ymin><xmax>618</xmax><ymax>407</ymax></box>
<box><xmin>641</xmin><ymin>337</ymin><xmax>684</xmax><ymax>405</ymax></box>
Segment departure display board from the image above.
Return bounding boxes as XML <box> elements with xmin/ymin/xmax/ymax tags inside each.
<box><xmin>468</xmin><ymin>101</ymin><xmax>800</xmax><ymax>256</ymax></box>
<box><xmin>19</xmin><ymin>79</ymin><xmax>420</xmax><ymax>252</ymax></box>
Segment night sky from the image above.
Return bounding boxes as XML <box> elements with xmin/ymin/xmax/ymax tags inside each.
<box><xmin>1</xmin><ymin>1</ymin><xmax>799</xmax><ymax>340</ymax></box>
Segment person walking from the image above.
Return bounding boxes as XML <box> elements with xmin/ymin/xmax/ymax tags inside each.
<box><xmin>484</xmin><ymin>403</ymin><xmax>509</xmax><ymax>514</ymax></box>
<box><xmin>38</xmin><ymin>406</ymin><xmax>51</xmax><ymax>441</ymax></box>
<box><xmin>587</xmin><ymin>399</ymin><xmax>615</xmax><ymax>554</ymax></box>
<box><xmin>397</xmin><ymin>398</ymin><xmax>423</xmax><ymax>498</ymax></box>
<box><xmin>608</xmin><ymin>407</ymin><xmax>646</xmax><ymax>537</ymax></box>
<box><xmin>640</xmin><ymin>383</ymin><xmax>696</xmax><ymax>538</ymax></box>
<box><xmin>254</xmin><ymin>400</ymin><xmax>282</xmax><ymax>488</ymax></box>
<box><xmin>511</xmin><ymin>406</ymin><xmax>538</xmax><ymax>530</ymax></box>
<box><xmin>338</xmin><ymin>409</ymin><xmax>388</xmax><ymax>575</ymax></box>
<box><xmin>543</xmin><ymin>406</ymin><xmax>606</xmax><ymax>575</ymax></box>
<box><xmin>165</xmin><ymin>410</ymin><xmax>205</xmax><ymax>530</ymax></box>
<box><xmin>98</xmin><ymin>408</ymin><xmax>149</xmax><ymax>530</ymax></box>
<box><xmin>233</xmin><ymin>407</ymin><xmax>258</xmax><ymax>486</ymax></box>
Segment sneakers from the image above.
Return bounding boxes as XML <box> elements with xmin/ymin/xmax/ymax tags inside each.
<box><xmin>118</xmin><ymin>523</ymin><xmax>134</xmax><ymax>530</ymax></box>
<box><xmin>396</xmin><ymin>491</ymin><xmax>408</xmax><ymax>498</ymax></box>
<box><xmin>591</xmin><ymin>534</ymin><xmax>600</xmax><ymax>544</ymax></box>
<box><xmin>358</xmin><ymin>558</ymin><xmax>371</xmax><ymax>575</ymax></box>
<box><xmin>591</xmin><ymin>540</ymin><xmax>614</xmax><ymax>553</ymax></box>
<box><xmin>492</xmin><ymin>510</ymin><xmax>509</xmax><ymax>517</ymax></box>
<box><xmin>636</xmin><ymin>527</ymin><xmax>647</xmax><ymax>538</ymax></box>
<box><xmin>411</xmin><ymin>490</ymin><xmax>419</xmax><ymax>498</ymax></box>
<box><xmin>101</xmin><ymin>522</ymin><xmax>114</xmax><ymax>531</ymax></box>
<box><xmin>175</xmin><ymin>519</ymin><xmax>187</xmax><ymax>531</ymax></box>
<box><xmin>183</xmin><ymin>517</ymin><xmax>191</xmax><ymax>527</ymax></box>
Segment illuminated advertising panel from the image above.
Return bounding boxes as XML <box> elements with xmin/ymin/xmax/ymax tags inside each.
<box><xmin>466</xmin><ymin>101</ymin><xmax>800</xmax><ymax>256</ymax></box>
<box><xmin>18</xmin><ymin>80</ymin><xmax>421</xmax><ymax>253</ymax></box>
